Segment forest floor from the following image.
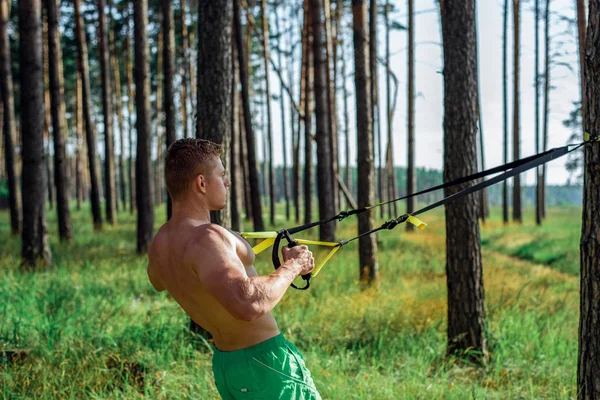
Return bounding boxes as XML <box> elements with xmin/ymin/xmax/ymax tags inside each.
<box><xmin>0</xmin><ymin>203</ymin><xmax>581</xmax><ymax>399</ymax></box>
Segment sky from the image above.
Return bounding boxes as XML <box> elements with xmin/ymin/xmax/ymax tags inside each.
<box><xmin>262</xmin><ymin>0</ymin><xmax>584</xmax><ymax>186</ymax></box>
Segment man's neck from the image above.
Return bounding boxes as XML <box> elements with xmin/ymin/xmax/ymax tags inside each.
<box><xmin>171</xmin><ymin>200</ymin><xmax>212</xmax><ymax>224</ymax></box>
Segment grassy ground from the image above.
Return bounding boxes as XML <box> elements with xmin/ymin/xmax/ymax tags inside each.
<box><xmin>0</xmin><ymin>203</ymin><xmax>582</xmax><ymax>399</ymax></box>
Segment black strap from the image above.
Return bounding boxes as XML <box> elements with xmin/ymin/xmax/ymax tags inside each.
<box><xmin>340</xmin><ymin>144</ymin><xmax>579</xmax><ymax>245</ymax></box>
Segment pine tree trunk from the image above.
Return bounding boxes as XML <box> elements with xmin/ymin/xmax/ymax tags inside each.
<box><xmin>311</xmin><ymin>0</ymin><xmax>336</xmax><ymax>241</ymax></box>
<box><xmin>74</xmin><ymin>74</ymin><xmax>83</xmax><ymax>211</ymax></box>
<box><xmin>125</xmin><ymin>15</ymin><xmax>136</xmax><ymax>214</ymax></box>
<box><xmin>304</xmin><ymin>0</ymin><xmax>313</xmax><ymax>225</ymax></box>
<box><xmin>196</xmin><ymin>0</ymin><xmax>232</xmax><ymax>228</ymax></box>
<box><xmin>45</xmin><ymin>0</ymin><xmax>72</xmax><ymax>240</ymax></box>
<box><xmin>275</xmin><ymin>8</ymin><xmax>290</xmax><ymax>221</ymax></box>
<box><xmin>541</xmin><ymin>0</ymin><xmax>550</xmax><ymax>219</ymax></box>
<box><xmin>407</xmin><ymin>0</ymin><xmax>416</xmax><ymax>231</ymax></box>
<box><xmin>19</xmin><ymin>0</ymin><xmax>51</xmax><ymax>268</ymax></box>
<box><xmin>134</xmin><ymin>0</ymin><xmax>155</xmax><ymax>254</ymax></box>
<box><xmin>502</xmin><ymin>0</ymin><xmax>509</xmax><ymax>224</ymax></box>
<box><xmin>370</xmin><ymin>0</ymin><xmax>383</xmax><ymax>219</ymax></box>
<box><xmin>231</xmin><ymin>35</ymin><xmax>242</xmax><ymax>232</ymax></box>
<box><xmin>440</xmin><ymin>0</ymin><xmax>486</xmax><ymax>363</ymax></box>
<box><xmin>576</xmin><ymin>0</ymin><xmax>586</xmax><ymax>129</ymax></box>
<box><xmin>163</xmin><ymin>0</ymin><xmax>176</xmax><ymax>220</ymax></box>
<box><xmin>180</xmin><ymin>0</ymin><xmax>192</xmax><ymax>138</ymax></box>
<box><xmin>109</xmin><ymin>0</ymin><xmax>127</xmax><ymax>214</ymax></box>
<box><xmin>578</xmin><ymin>1</ymin><xmax>600</xmax><ymax>395</ymax></box>
<box><xmin>385</xmin><ymin>1</ymin><xmax>397</xmax><ymax>218</ymax></box>
<box><xmin>0</xmin><ymin>0</ymin><xmax>22</xmax><ymax>235</ymax></box>
<box><xmin>74</xmin><ymin>0</ymin><xmax>103</xmax><ymax>230</ymax></box>
<box><xmin>234</xmin><ymin>0</ymin><xmax>264</xmax><ymax>232</ymax></box>
<box><xmin>295</xmin><ymin>1</ymin><xmax>308</xmax><ymax>223</ymax></box>
<box><xmin>535</xmin><ymin>0</ymin><xmax>542</xmax><ymax>226</ymax></box>
<box><xmin>512</xmin><ymin>0</ymin><xmax>522</xmax><ymax>223</ymax></box>
<box><xmin>261</xmin><ymin>0</ymin><xmax>275</xmax><ymax>226</ymax></box>
<box><xmin>98</xmin><ymin>0</ymin><xmax>117</xmax><ymax>224</ymax></box>
<box><xmin>353</xmin><ymin>0</ymin><xmax>378</xmax><ymax>286</ymax></box>
<box><xmin>324</xmin><ymin>0</ymin><xmax>339</xmax><ymax>213</ymax></box>
<box><xmin>155</xmin><ymin>32</ymin><xmax>164</xmax><ymax>207</ymax></box>
<box><xmin>341</xmin><ymin>26</ymin><xmax>351</xmax><ymax>196</ymax></box>
<box><xmin>43</xmin><ymin>19</ymin><xmax>55</xmax><ymax>211</ymax></box>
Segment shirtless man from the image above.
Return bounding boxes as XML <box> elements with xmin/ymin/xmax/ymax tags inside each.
<box><xmin>147</xmin><ymin>138</ymin><xmax>321</xmax><ymax>399</ymax></box>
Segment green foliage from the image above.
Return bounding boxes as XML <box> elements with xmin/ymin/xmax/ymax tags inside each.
<box><xmin>0</xmin><ymin>204</ymin><xmax>581</xmax><ymax>398</ymax></box>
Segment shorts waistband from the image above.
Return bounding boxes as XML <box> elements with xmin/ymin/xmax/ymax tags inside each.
<box><xmin>212</xmin><ymin>334</ymin><xmax>288</xmax><ymax>363</ymax></box>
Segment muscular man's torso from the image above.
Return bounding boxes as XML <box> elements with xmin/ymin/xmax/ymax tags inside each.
<box><xmin>149</xmin><ymin>219</ymin><xmax>280</xmax><ymax>351</ymax></box>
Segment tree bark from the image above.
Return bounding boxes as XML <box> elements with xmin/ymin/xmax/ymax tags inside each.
<box><xmin>45</xmin><ymin>0</ymin><xmax>72</xmax><ymax>241</ymax></box>
<box><xmin>197</xmin><ymin>0</ymin><xmax>232</xmax><ymax>227</ymax></box>
<box><xmin>512</xmin><ymin>0</ymin><xmax>522</xmax><ymax>223</ymax></box>
<box><xmin>0</xmin><ymin>0</ymin><xmax>22</xmax><ymax>235</ymax></box>
<box><xmin>74</xmin><ymin>73</ymin><xmax>83</xmax><ymax>210</ymax></box>
<box><xmin>275</xmin><ymin>7</ymin><xmax>290</xmax><ymax>222</ymax></box>
<box><xmin>370</xmin><ymin>0</ymin><xmax>383</xmax><ymax>219</ymax></box>
<box><xmin>502</xmin><ymin>0</ymin><xmax>509</xmax><ymax>224</ymax></box>
<box><xmin>108</xmin><ymin>0</ymin><xmax>127</xmax><ymax>214</ymax></box>
<box><xmin>535</xmin><ymin>0</ymin><xmax>542</xmax><ymax>225</ymax></box>
<box><xmin>134</xmin><ymin>0</ymin><xmax>154</xmax><ymax>254</ymax></box>
<box><xmin>74</xmin><ymin>0</ymin><xmax>103</xmax><ymax>229</ymax></box>
<box><xmin>576</xmin><ymin>0</ymin><xmax>586</xmax><ymax>130</ymax></box>
<box><xmin>353</xmin><ymin>0</ymin><xmax>378</xmax><ymax>287</ymax></box>
<box><xmin>19</xmin><ymin>0</ymin><xmax>51</xmax><ymax>268</ymax></box>
<box><xmin>311</xmin><ymin>0</ymin><xmax>336</xmax><ymax>242</ymax></box>
<box><xmin>261</xmin><ymin>0</ymin><xmax>275</xmax><ymax>226</ymax></box>
<box><xmin>440</xmin><ymin>0</ymin><xmax>486</xmax><ymax>362</ymax></box>
<box><xmin>578</xmin><ymin>1</ymin><xmax>600</xmax><ymax>396</ymax></box>
<box><xmin>125</xmin><ymin>14</ymin><xmax>136</xmax><ymax>214</ymax></box>
<box><xmin>234</xmin><ymin>0</ymin><xmax>264</xmax><ymax>231</ymax></box>
<box><xmin>324</xmin><ymin>0</ymin><xmax>339</xmax><ymax>213</ymax></box>
<box><xmin>163</xmin><ymin>0</ymin><xmax>176</xmax><ymax>220</ymax></box>
<box><xmin>155</xmin><ymin>32</ymin><xmax>164</xmax><ymax>207</ymax></box>
<box><xmin>180</xmin><ymin>0</ymin><xmax>192</xmax><ymax>138</ymax></box>
<box><xmin>385</xmin><ymin>1</ymin><xmax>398</xmax><ymax>219</ymax></box>
<box><xmin>98</xmin><ymin>0</ymin><xmax>117</xmax><ymax>224</ymax></box>
<box><xmin>407</xmin><ymin>0</ymin><xmax>416</xmax><ymax>231</ymax></box>
<box><xmin>231</xmin><ymin>35</ymin><xmax>242</xmax><ymax>232</ymax></box>
<box><xmin>541</xmin><ymin>0</ymin><xmax>550</xmax><ymax>219</ymax></box>
<box><xmin>295</xmin><ymin>1</ymin><xmax>308</xmax><ymax>223</ymax></box>
<box><xmin>304</xmin><ymin>0</ymin><xmax>313</xmax><ymax>225</ymax></box>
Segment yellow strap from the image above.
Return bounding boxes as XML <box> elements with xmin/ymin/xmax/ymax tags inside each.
<box><xmin>312</xmin><ymin>245</ymin><xmax>342</xmax><ymax>277</ymax></box>
<box><xmin>584</xmin><ymin>132</ymin><xmax>600</xmax><ymax>142</ymax></box>
<box><xmin>407</xmin><ymin>215</ymin><xmax>427</xmax><ymax>230</ymax></box>
<box><xmin>252</xmin><ymin>238</ymin><xmax>276</xmax><ymax>255</ymax></box>
<box><xmin>241</xmin><ymin>231</ymin><xmax>278</xmax><ymax>239</ymax></box>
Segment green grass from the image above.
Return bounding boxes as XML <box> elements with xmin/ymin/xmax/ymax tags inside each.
<box><xmin>0</xmin><ymin>202</ymin><xmax>582</xmax><ymax>399</ymax></box>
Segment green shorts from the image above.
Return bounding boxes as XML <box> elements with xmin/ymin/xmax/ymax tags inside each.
<box><xmin>212</xmin><ymin>334</ymin><xmax>321</xmax><ymax>399</ymax></box>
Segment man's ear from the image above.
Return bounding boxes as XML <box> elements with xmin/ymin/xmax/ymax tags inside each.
<box><xmin>194</xmin><ymin>174</ymin><xmax>207</xmax><ymax>194</ymax></box>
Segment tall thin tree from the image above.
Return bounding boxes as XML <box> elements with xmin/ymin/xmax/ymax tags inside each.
<box><xmin>353</xmin><ymin>0</ymin><xmax>378</xmax><ymax>286</ymax></box>
<box><xmin>98</xmin><ymin>0</ymin><xmax>117</xmax><ymax>224</ymax></box>
<box><xmin>261</xmin><ymin>0</ymin><xmax>275</xmax><ymax>226</ymax></box>
<box><xmin>512</xmin><ymin>0</ymin><xmax>522</xmax><ymax>223</ymax></box>
<box><xmin>303</xmin><ymin>0</ymin><xmax>313</xmax><ymax>225</ymax></box>
<box><xmin>275</xmin><ymin>6</ymin><xmax>290</xmax><ymax>221</ymax></box>
<box><xmin>163</xmin><ymin>0</ymin><xmax>176</xmax><ymax>220</ymax></box>
<box><xmin>502</xmin><ymin>0</ymin><xmax>509</xmax><ymax>224</ymax></box>
<box><xmin>578</xmin><ymin>1</ymin><xmax>600</xmax><ymax>396</ymax></box>
<box><xmin>179</xmin><ymin>0</ymin><xmax>192</xmax><ymax>138</ymax></box>
<box><xmin>125</xmin><ymin>12</ymin><xmax>135</xmax><ymax>214</ymax></box>
<box><xmin>535</xmin><ymin>0</ymin><xmax>542</xmax><ymax>225</ymax></box>
<box><xmin>134</xmin><ymin>0</ymin><xmax>154</xmax><ymax>253</ymax></box>
<box><xmin>407</xmin><ymin>0</ymin><xmax>416</xmax><ymax>231</ymax></box>
<box><xmin>370</xmin><ymin>0</ymin><xmax>383</xmax><ymax>219</ymax></box>
<box><xmin>440</xmin><ymin>0</ymin><xmax>486</xmax><ymax>362</ymax></box>
<box><xmin>234</xmin><ymin>0</ymin><xmax>264</xmax><ymax>232</ymax></box>
<box><xmin>311</xmin><ymin>0</ymin><xmax>336</xmax><ymax>241</ymax></box>
<box><xmin>45</xmin><ymin>0</ymin><xmax>72</xmax><ymax>240</ymax></box>
<box><xmin>20</xmin><ymin>0</ymin><xmax>51</xmax><ymax>267</ymax></box>
<box><xmin>541</xmin><ymin>0</ymin><xmax>550</xmax><ymax>218</ymax></box>
<box><xmin>74</xmin><ymin>0</ymin><xmax>103</xmax><ymax>229</ymax></box>
<box><xmin>385</xmin><ymin>0</ymin><xmax>398</xmax><ymax>219</ymax></box>
<box><xmin>0</xmin><ymin>0</ymin><xmax>22</xmax><ymax>235</ymax></box>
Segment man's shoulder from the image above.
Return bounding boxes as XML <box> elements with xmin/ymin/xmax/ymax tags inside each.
<box><xmin>187</xmin><ymin>223</ymin><xmax>234</xmax><ymax>252</ymax></box>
